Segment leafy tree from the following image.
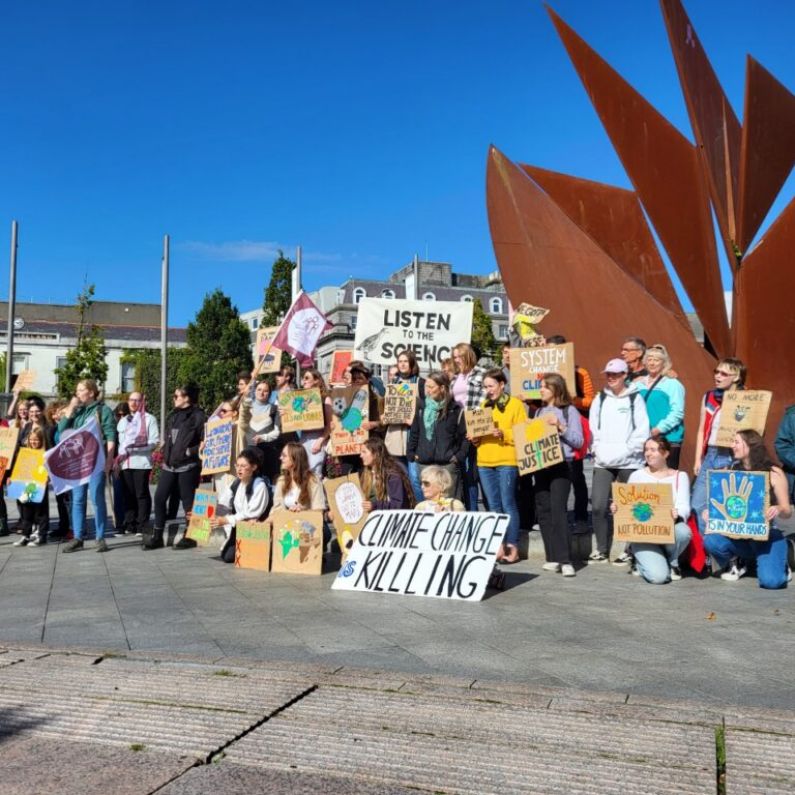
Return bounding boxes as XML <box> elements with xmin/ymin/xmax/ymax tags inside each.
<box><xmin>120</xmin><ymin>347</ymin><xmax>190</xmax><ymax>417</ymax></box>
<box><xmin>470</xmin><ymin>298</ymin><xmax>498</xmax><ymax>361</ymax></box>
<box><xmin>262</xmin><ymin>250</ymin><xmax>295</xmax><ymax>326</ymax></box>
<box><xmin>55</xmin><ymin>284</ymin><xmax>108</xmax><ymax>397</ymax></box>
<box><xmin>178</xmin><ymin>289</ymin><xmax>252</xmax><ymax>411</ymax></box>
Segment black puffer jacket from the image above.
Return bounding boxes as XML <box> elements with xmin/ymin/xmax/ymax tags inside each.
<box><xmin>162</xmin><ymin>405</ymin><xmax>206</xmax><ymax>469</ymax></box>
<box><xmin>407</xmin><ymin>402</ymin><xmax>469</xmax><ymax>466</ymax></box>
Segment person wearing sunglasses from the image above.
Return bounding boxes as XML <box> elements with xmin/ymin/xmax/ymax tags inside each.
<box><xmin>691</xmin><ymin>358</ymin><xmax>747</xmax><ymax>536</ymax></box>
<box><xmin>415</xmin><ymin>465</ymin><xmax>464</xmax><ymax>512</ymax></box>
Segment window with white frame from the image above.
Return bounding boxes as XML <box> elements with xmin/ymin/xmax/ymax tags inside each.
<box><xmin>121</xmin><ymin>361</ymin><xmax>136</xmax><ymax>394</ymax></box>
<box><xmin>381</xmin><ymin>289</ymin><xmax>395</xmax><ymax>299</ymax></box>
<box><xmin>498</xmin><ymin>325</ymin><xmax>509</xmax><ymax>339</ymax></box>
<box><xmin>353</xmin><ymin>287</ymin><xmax>366</xmax><ymax>304</ymax></box>
<box><xmin>422</xmin><ymin>292</ymin><xmax>436</xmax><ymax>301</ymax></box>
<box><xmin>490</xmin><ymin>297</ymin><xmax>503</xmax><ymax>315</ymax></box>
<box><xmin>350</xmin><ymin>315</ymin><xmax>358</xmax><ymax>330</ymax></box>
<box><xmin>251</xmin><ymin>317</ymin><xmax>259</xmax><ymax>330</ymax></box>
<box><xmin>460</xmin><ymin>294</ymin><xmax>473</xmax><ymax>302</ymax></box>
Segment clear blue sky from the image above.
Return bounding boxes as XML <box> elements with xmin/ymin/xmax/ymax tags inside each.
<box><xmin>1</xmin><ymin>0</ymin><xmax>792</xmax><ymax>326</ymax></box>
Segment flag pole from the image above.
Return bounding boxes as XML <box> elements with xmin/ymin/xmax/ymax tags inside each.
<box><xmin>292</xmin><ymin>245</ymin><xmax>302</xmax><ymax>381</ymax></box>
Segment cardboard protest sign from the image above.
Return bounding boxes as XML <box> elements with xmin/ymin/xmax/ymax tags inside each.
<box><xmin>329</xmin><ymin>350</ymin><xmax>354</xmax><ymax>385</ymax></box>
<box><xmin>381</xmin><ymin>383</ymin><xmax>418</xmax><ymax>425</ymax></box>
<box><xmin>0</xmin><ymin>455</ymin><xmax>9</xmax><ymax>484</ymax></box>
<box><xmin>465</xmin><ymin>407</ymin><xmax>495</xmax><ymax>439</ymax></box>
<box><xmin>186</xmin><ymin>488</ymin><xmax>217</xmax><ymax>545</ymax></box>
<box><xmin>13</xmin><ymin>370</ymin><xmax>36</xmax><ymax>392</ymax></box>
<box><xmin>513</xmin><ymin>420</ymin><xmax>563</xmax><ymax>475</ymax></box>
<box><xmin>270</xmin><ymin>509</ymin><xmax>324</xmax><ymax>575</ymax></box>
<box><xmin>329</xmin><ymin>386</ymin><xmax>369</xmax><ymax>456</ymax></box>
<box><xmin>7</xmin><ymin>448</ymin><xmax>48</xmax><ymax>503</ymax></box>
<box><xmin>716</xmin><ymin>390</ymin><xmax>772</xmax><ymax>447</ymax></box>
<box><xmin>201</xmin><ymin>417</ymin><xmax>234</xmax><ymax>475</ymax></box>
<box><xmin>611</xmin><ymin>482</ymin><xmax>675</xmax><ymax>544</ymax></box>
<box><xmin>278</xmin><ymin>388</ymin><xmax>324</xmax><ymax>433</ymax></box>
<box><xmin>234</xmin><ymin>520</ymin><xmax>271</xmax><ymax>572</ymax></box>
<box><xmin>509</xmin><ymin>344</ymin><xmax>576</xmax><ymax>400</ymax></box>
<box><xmin>354</xmin><ymin>297</ymin><xmax>473</xmax><ymax>370</ymax></box>
<box><xmin>706</xmin><ymin>470</ymin><xmax>769</xmax><ymax>540</ymax></box>
<box><xmin>324</xmin><ymin>473</ymin><xmax>367</xmax><ymax>559</ymax></box>
<box><xmin>332</xmin><ymin>510</ymin><xmax>509</xmax><ymax>601</ymax></box>
<box><xmin>255</xmin><ymin>325</ymin><xmax>282</xmax><ymax>374</ymax></box>
<box><xmin>0</xmin><ymin>427</ymin><xmax>20</xmax><ymax>468</ymax></box>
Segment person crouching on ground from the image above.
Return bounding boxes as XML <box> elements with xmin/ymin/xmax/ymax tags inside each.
<box><xmin>273</xmin><ymin>442</ymin><xmax>326</xmax><ymax>512</ymax></box>
<box><xmin>415</xmin><ymin>465</ymin><xmax>465</xmax><ymax>512</ymax></box>
<box><xmin>360</xmin><ymin>438</ymin><xmax>415</xmax><ymax>511</ymax></box>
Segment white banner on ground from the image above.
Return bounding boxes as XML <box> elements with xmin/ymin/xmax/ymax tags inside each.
<box><xmin>353</xmin><ymin>297</ymin><xmax>473</xmax><ymax>369</ymax></box>
<box><xmin>44</xmin><ymin>416</ymin><xmax>106</xmax><ymax>495</ymax></box>
<box><xmin>332</xmin><ymin>510</ymin><xmax>508</xmax><ymax>601</ymax></box>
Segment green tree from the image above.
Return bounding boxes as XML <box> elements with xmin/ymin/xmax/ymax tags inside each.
<box><xmin>262</xmin><ymin>250</ymin><xmax>295</xmax><ymax>326</ymax></box>
<box><xmin>178</xmin><ymin>289</ymin><xmax>252</xmax><ymax>411</ymax></box>
<box><xmin>470</xmin><ymin>298</ymin><xmax>498</xmax><ymax>361</ymax></box>
<box><xmin>120</xmin><ymin>347</ymin><xmax>190</xmax><ymax>414</ymax></box>
<box><xmin>55</xmin><ymin>284</ymin><xmax>109</xmax><ymax>397</ymax></box>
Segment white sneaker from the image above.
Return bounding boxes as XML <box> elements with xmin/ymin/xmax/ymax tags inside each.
<box><xmin>612</xmin><ymin>551</ymin><xmax>633</xmax><ymax>566</ymax></box>
<box><xmin>542</xmin><ymin>562</ymin><xmax>561</xmax><ymax>572</ymax></box>
<box><xmin>13</xmin><ymin>537</ymin><xmax>29</xmax><ymax>547</ymax></box>
<box><xmin>561</xmin><ymin>564</ymin><xmax>576</xmax><ymax>577</ymax></box>
<box><xmin>720</xmin><ymin>560</ymin><xmax>747</xmax><ymax>582</ymax></box>
<box><xmin>669</xmin><ymin>565</ymin><xmax>682</xmax><ymax>581</ymax></box>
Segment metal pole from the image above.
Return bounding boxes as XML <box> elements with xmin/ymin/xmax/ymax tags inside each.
<box><xmin>292</xmin><ymin>245</ymin><xmax>302</xmax><ymax>381</ymax></box>
<box><xmin>5</xmin><ymin>221</ymin><xmax>18</xmax><ymax>393</ymax></box>
<box><xmin>160</xmin><ymin>234</ymin><xmax>169</xmax><ymax>437</ymax></box>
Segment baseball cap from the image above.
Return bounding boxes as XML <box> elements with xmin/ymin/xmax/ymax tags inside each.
<box><xmin>603</xmin><ymin>358</ymin><xmax>628</xmax><ymax>374</ymax></box>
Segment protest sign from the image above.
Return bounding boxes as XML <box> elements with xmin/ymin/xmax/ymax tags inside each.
<box><xmin>234</xmin><ymin>520</ymin><xmax>271</xmax><ymax>572</ymax></box>
<box><xmin>278</xmin><ymin>388</ymin><xmax>324</xmax><ymax>433</ymax></box>
<box><xmin>465</xmin><ymin>407</ymin><xmax>495</xmax><ymax>439</ymax></box>
<box><xmin>381</xmin><ymin>383</ymin><xmax>418</xmax><ymax>425</ymax></box>
<box><xmin>611</xmin><ymin>482</ymin><xmax>675</xmax><ymax>544</ymax></box>
<box><xmin>329</xmin><ymin>350</ymin><xmax>353</xmax><ymax>385</ymax></box>
<box><xmin>354</xmin><ymin>297</ymin><xmax>473</xmax><ymax>369</ymax></box>
<box><xmin>0</xmin><ymin>427</ymin><xmax>20</xmax><ymax>468</ymax></box>
<box><xmin>255</xmin><ymin>326</ymin><xmax>282</xmax><ymax>374</ymax></box>
<box><xmin>332</xmin><ymin>510</ymin><xmax>509</xmax><ymax>601</ymax></box>
<box><xmin>44</xmin><ymin>418</ymin><xmax>105</xmax><ymax>495</ymax></box>
<box><xmin>7</xmin><ymin>448</ymin><xmax>48</xmax><ymax>503</ymax></box>
<box><xmin>186</xmin><ymin>489</ymin><xmax>217</xmax><ymax>545</ymax></box>
<box><xmin>201</xmin><ymin>417</ymin><xmax>234</xmax><ymax>475</ymax></box>
<box><xmin>716</xmin><ymin>390</ymin><xmax>772</xmax><ymax>447</ymax></box>
<box><xmin>513</xmin><ymin>420</ymin><xmax>563</xmax><ymax>475</ymax></box>
<box><xmin>270</xmin><ymin>509</ymin><xmax>324</xmax><ymax>575</ymax></box>
<box><xmin>0</xmin><ymin>456</ymin><xmax>9</xmax><ymax>484</ymax></box>
<box><xmin>324</xmin><ymin>473</ymin><xmax>367</xmax><ymax>559</ymax></box>
<box><xmin>706</xmin><ymin>470</ymin><xmax>769</xmax><ymax>540</ymax></box>
<box><xmin>329</xmin><ymin>386</ymin><xmax>369</xmax><ymax>456</ymax></box>
<box><xmin>509</xmin><ymin>343</ymin><xmax>576</xmax><ymax>400</ymax></box>
<box><xmin>13</xmin><ymin>370</ymin><xmax>36</xmax><ymax>392</ymax></box>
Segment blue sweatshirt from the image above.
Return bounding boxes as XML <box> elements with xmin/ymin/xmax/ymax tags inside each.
<box><xmin>637</xmin><ymin>376</ymin><xmax>685</xmax><ymax>443</ymax></box>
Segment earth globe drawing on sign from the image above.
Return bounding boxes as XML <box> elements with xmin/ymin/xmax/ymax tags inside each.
<box><xmin>631</xmin><ymin>502</ymin><xmax>654</xmax><ymax>522</ymax></box>
<box><xmin>725</xmin><ymin>496</ymin><xmax>747</xmax><ymax>520</ymax></box>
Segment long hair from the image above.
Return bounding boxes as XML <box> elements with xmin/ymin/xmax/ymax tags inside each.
<box><xmin>280</xmin><ymin>441</ymin><xmax>315</xmax><ymax>508</ymax></box>
<box><xmin>541</xmin><ymin>373</ymin><xmax>573</xmax><ymax>408</ymax></box>
<box><xmin>302</xmin><ymin>368</ymin><xmax>329</xmax><ymax>399</ymax></box>
<box><xmin>360</xmin><ymin>437</ymin><xmax>416</xmax><ymax>508</ymax></box>
<box><xmin>452</xmin><ymin>343</ymin><xmax>477</xmax><ymax>374</ymax></box>
<box><xmin>424</xmin><ymin>371</ymin><xmax>452</xmax><ymax>417</ymax></box>
<box><xmin>396</xmin><ymin>350</ymin><xmax>420</xmax><ymax>378</ymax></box>
<box><xmin>736</xmin><ymin>429</ymin><xmax>776</xmax><ymax>471</ymax></box>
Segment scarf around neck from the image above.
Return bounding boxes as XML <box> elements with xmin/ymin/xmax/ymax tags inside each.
<box><xmin>484</xmin><ymin>393</ymin><xmax>510</xmax><ymax>413</ymax></box>
<box><xmin>423</xmin><ymin>398</ymin><xmax>443</xmax><ymax>437</ymax></box>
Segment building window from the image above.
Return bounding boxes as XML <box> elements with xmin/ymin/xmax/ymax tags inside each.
<box><xmin>55</xmin><ymin>356</ymin><xmax>68</xmax><ymax>390</ymax></box>
<box><xmin>251</xmin><ymin>317</ymin><xmax>259</xmax><ymax>330</ymax></box>
<box><xmin>498</xmin><ymin>325</ymin><xmax>508</xmax><ymax>339</ymax></box>
<box><xmin>121</xmin><ymin>362</ymin><xmax>136</xmax><ymax>394</ymax></box>
<box><xmin>490</xmin><ymin>297</ymin><xmax>503</xmax><ymax>315</ymax></box>
<box><xmin>461</xmin><ymin>294</ymin><xmax>473</xmax><ymax>302</ymax></box>
<box><xmin>353</xmin><ymin>287</ymin><xmax>366</xmax><ymax>304</ymax></box>
<box><xmin>422</xmin><ymin>292</ymin><xmax>436</xmax><ymax>301</ymax></box>
<box><xmin>381</xmin><ymin>289</ymin><xmax>395</xmax><ymax>299</ymax></box>
<box><xmin>350</xmin><ymin>315</ymin><xmax>358</xmax><ymax>330</ymax></box>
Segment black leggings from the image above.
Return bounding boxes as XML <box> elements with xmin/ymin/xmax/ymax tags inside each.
<box><xmin>153</xmin><ymin>467</ymin><xmax>201</xmax><ymax>530</ymax></box>
<box><xmin>120</xmin><ymin>468</ymin><xmax>152</xmax><ymax>533</ymax></box>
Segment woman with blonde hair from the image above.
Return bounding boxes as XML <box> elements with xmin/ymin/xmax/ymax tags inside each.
<box><xmin>273</xmin><ymin>442</ymin><xmax>326</xmax><ymax>511</ymax></box>
<box><xmin>415</xmin><ymin>465</ymin><xmax>465</xmax><ymax>512</ymax></box>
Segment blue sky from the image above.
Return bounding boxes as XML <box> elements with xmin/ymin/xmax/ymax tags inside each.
<box><xmin>1</xmin><ymin>0</ymin><xmax>792</xmax><ymax>326</ymax></box>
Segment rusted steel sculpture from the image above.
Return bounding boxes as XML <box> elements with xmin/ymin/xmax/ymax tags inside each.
<box><xmin>486</xmin><ymin>0</ymin><xmax>794</xmax><ymax>468</ymax></box>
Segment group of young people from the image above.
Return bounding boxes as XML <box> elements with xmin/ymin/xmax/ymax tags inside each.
<box><xmin>3</xmin><ymin>338</ymin><xmax>792</xmax><ymax>589</ymax></box>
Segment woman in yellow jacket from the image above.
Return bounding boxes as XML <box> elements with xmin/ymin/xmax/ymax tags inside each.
<box><xmin>468</xmin><ymin>368</ymin><xmax>526</xmax><ymax>564</ymax></box>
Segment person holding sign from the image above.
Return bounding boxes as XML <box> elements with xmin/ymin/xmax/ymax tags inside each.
<box><xmin>534</xmin><ymin>374</ymin><xmax>584</xmax><ymax>577</ymax></box>
<box><xmin>471</xmin><ymin>368</ymin><xmax>525</xmax><ymax>564</ymax></box>
<box><xmin>274</xmin><ymin>442</ymin><xmax>326</xmax><ymax>512</ymax></box>
<box><xmin>703</xmin><ymin>430</ymin><xmax>791</xmax><ymax>588</ymax></box>
<box><xmin>691</xmin><ymin>358</ymin><xmax>746</xmax><ymax>535</ymax></box>
<box><xmin>243</xmin><ymin>379</ymin><xmax>282</xmax><ymax>481</ymax></box>
<box><xmin>611</xmin><ymin>438</ymin><xmax>692</xmax><ymax>584</ymax></box>
<box><xmin>11</xmin><ymin>428</ymin><xmax>50</xmax><ymax>546</ymax></box>
<box><xmin>298</xmin><ymin>369</ymin><xmax>333</xmax><ymax>478</ymax></box>
<box><xmin>360</xmin><ymin>438</ymin><xmax>415</xmax><ymax>511</ymax></box>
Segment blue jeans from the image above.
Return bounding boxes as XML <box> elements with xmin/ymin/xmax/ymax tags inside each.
<box><xmin>463</xmin><ymin>446</ymin><xmax>480</xmax><ymax>511</ymax></box>
<box><xmin>478</xmin><ymin>466</ymin><xmax>520</xmax><ymax>547</ymax></box>
<box><xmin>704</xmin><ymin>528</ymin><xmax>789</xmax><ymax>589</ymax></box>
<box><xmin>632</xmin><ymin>521</ymin><xmax>692</xmax><ymax>584</ymax></box>
<box><xmin>407</xmin><ymin>460</ymin><xmax>424</xmax><ymax>504</ymax></box>
<box><xmin>692</xmin><ymin>446</ymin><xmax>733</xmax><ymax>534</ymax></box>
<box><xmin>71</xmin><ymin>470</ymin><xmax>108</xmax><ymax>541</ymax></box>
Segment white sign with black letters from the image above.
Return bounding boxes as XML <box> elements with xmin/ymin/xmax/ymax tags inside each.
<box><xmin>353</xmin><ymin>298</ymin><xmax>473</xmax><ymax>369</ymax></box>
<box><xmin>332</xmin><ymin>510</ymin><xmax>508</xmax><ymax>601</ymax></box>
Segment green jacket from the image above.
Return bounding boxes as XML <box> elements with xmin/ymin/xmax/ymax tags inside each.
<box><xmin>57</xmin><ymin>401</ymin><xmax>117</xmax><ymax>445</ymax></box>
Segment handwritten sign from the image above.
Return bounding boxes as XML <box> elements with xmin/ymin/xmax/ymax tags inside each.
<box><xmin>354</xmin><ymin>297</ymin><xmax>473</xmax><ymax>369</ymax></box>
<box><xmin>381</xmin><ymin>383</ymin><xmax>418</xmax><ymax>425</ymax></box>
<box><xmin>333</xmin><ymin>510</ymin><xmax>509</xmax><ymax>601</ymax></box>
<box><xmin>201</xmin><ymin>417</ymin><xmax>234</xmax><ymax>475</ymax></box>
<box><xmin>706</xmin><ymin>470</ymin><xmax>769</xmax><ymax>540</ymax></box>
<box><xmin>255</xmin><ymin>325</ymin><xmax>282</xmax><ymax>374</ymax></box>
<box><xmin>278</xmin><ymin>388</ymin><xmax>324</xmax><ymax>433</ymax></box>
<box><xmin>510</xmin><ymin>343</ymin><xmax>576</xmax><ymax>400</ymax></box>
<box><xmin>324</xmin><ymin>473</ymin><xmax>367</xmax><ymax>560</ymax></box>
<box><xmin>7</xmin><ymin>448</ymin><xmax>48</xmax><ymax>503</ymax></box>
<box><xmin>13</xmin><ymin>370</ymin><xmax>36</xmax><ymax>392</ymax></box>
<box><xmin>716</xmin><ymin>390</ymin><xmax>772</xmax><ymax>447</ymax></box>
<box><xmin>234</xmin><ymin>520</ymin><xmax>271</xmax><ymax>572</ymax></box>
<box><xmin>612</xmin><ymin>482</ymin><xmax>675</xmax><ymax>544</ymax></box>
<box><xmin>186</xmin><ymin>489</ymin><xmax>217</xmax><ymax>545</ymax></box>
<box><xmin>0</xmin><ymin>427</ymin><xmax>20</xmax><ymax>469</ymax></box>
<box><xmin>513</xmin><ymin>420</ymin><xmax>563</xmax><ymax>475</ymax></box>
<box><xmin>465</xmin><ymin>407</ymin><xmax>495</xmax><ymax>439</ymax></box>
<box><xmin>270</xmin><ymin>509</ymin><xmax>324</xmax><ymax>575</ymax></box>
<box><xmin>329</xmin><ymin>386</ymin><xmax>369</xmax><ymax>456</ymax></box>
<box><xmin>329</xmin><ymin>350</ymin><xmax>354</xmax><ymax>385</ymax></box>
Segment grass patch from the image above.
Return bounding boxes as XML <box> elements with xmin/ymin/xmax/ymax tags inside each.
<box><xmin>212</xmin><ymin>669</ymin><xmax>246</xmax><ymax>678</ymax></box>
<box><xmin>130</xmin><ymin>743</ymin><xmax>146</xmax><ymax>752</ymax></box>
<box><xmin>716</xmin><ymin>724</ymin><xmax>726</xmax><ymax>795</ymax></box>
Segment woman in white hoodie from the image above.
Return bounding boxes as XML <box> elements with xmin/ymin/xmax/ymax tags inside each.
<box><xmin>588</xmin><ymin>358</ymin><xmax>650</xmax><ymax>563</ymax></box>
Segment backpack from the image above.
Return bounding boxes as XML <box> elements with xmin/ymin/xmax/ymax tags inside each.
<box><xmin>596</xmin><ymin>389</ymin><xmax>639</xmax><ymax>432</ymax></box>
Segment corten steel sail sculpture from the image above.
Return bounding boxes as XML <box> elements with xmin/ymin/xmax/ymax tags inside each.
<box><xmin>486</xmin><ymin>0</ymin><xmax>794</xmax><ymax>468</ymax></box>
